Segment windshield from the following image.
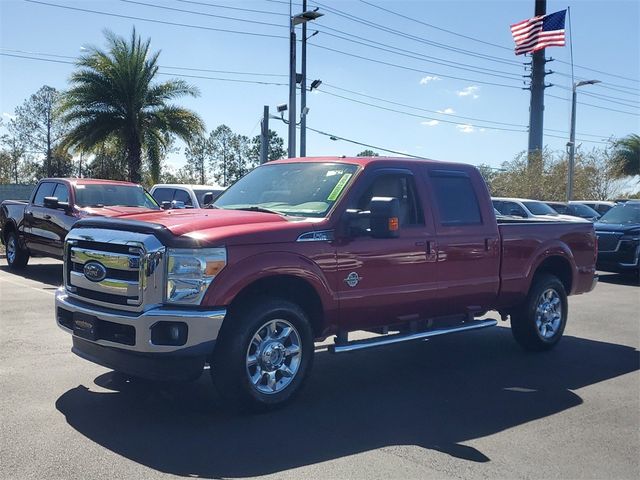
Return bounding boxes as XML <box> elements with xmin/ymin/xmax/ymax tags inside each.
<box><xmin>598</xmin><ymin>203</ymin><xmax>640</xmax><ymax>224</ymax></box>
<box><xmin>572</xmin><ymin>203</ymin><xmax>600</xmax><ymax>218</ymax></box>
<box><xmin>75</xmin><ymin>184</ymin><xmax>160</xmax><ymax>209</ymax></box>
<box><xmin>523</xmin><ymin>201</ymin><xmax>558</xmax><ymax>216</ymax></box>
<box><xmin>214</xmin><ymin>162</ymin><xmax>359</xmax><ymax>217</ymax></box>
<box><xmin>193</xmin><ymin>188</ymin><xmax>225</xmax><ymax>206</ymax></box>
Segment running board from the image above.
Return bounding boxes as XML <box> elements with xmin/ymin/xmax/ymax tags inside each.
<box><xmin>329</xmin><ymin>319</ymin><xmax>498</xmax><ymax>353</ymax></box>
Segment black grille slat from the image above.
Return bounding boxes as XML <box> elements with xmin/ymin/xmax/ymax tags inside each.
<box><xmin>74</xmin><ymin>287</ymin><xmax>138</xmax><ymax>306</ymax></box>
<box><xmin>71</xmin><ymin>262</ymin><xmax>138</xmax><ymax>281</ymax></box>
<box><xmin>597</xmin><ymin>233</ymin><xmax>622</xmax><ymax>252</ymax></box>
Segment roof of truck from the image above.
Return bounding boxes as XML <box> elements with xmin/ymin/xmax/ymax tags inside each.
<box><xmin>40</xmin><ymin>178</ymin><xmax>139</xmax><ymax>186</ymax></box>
<box><xmin>270</xmin><ymin>156</ymin><xmax>465</xmax><ymax>168</ymax></box>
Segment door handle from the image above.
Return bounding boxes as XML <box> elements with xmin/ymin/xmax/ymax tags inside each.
<box><xmin>44</xmin><ymin>214</ymin><xmax>52</xmax><ymax>220</ymax></box>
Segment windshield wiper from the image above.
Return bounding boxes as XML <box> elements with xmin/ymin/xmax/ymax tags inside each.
<box><xmin>232</xmin><ymin>206</ymin><xmax>285</xmax><ymax>215</ymax></box>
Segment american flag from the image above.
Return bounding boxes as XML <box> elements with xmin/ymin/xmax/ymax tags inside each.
<box><xmin>510</xmin><ymin>10</ymin><xmax>567</xmax><ymax>56</ymax></box>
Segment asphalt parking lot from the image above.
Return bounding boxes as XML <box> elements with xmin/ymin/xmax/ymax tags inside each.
<box><xmin>0</xmin><ymin>258</ymin><xmax>638</xmax><ymax>480</ymax></box>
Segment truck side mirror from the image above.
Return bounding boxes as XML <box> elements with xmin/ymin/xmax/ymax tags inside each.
<box><xmin>202</xmin><ymin>192</ymin><xmax>214</xmax><ymax>206</ymax></box>
<box><xmin>161</xmin><ymin>201</ymin><xmax>172</xmax><ymax>210</ymax></box>
<box><xmin>509</xmin><ymin>208</ymin><xmax>525</xmax><ymax>217</ymax></box>
<box><xmin>370</xmin><ymin>197</ymin><xmax>400</xmax><ymax>238</ymax></box>
<box><xmin>171</xmin><ymin>200</ymin><xmax>186</xmax><ymax>209</ymax></box>
<box><xmin>43</xmin><ymin>196</ymin><xmax>60</xmax><ymax>209</ymax></box>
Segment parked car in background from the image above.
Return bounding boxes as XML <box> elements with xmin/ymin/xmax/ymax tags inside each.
<box><xmin>594</xmin><ymin>201</ymin><xmax>640</xmax><ymax>276</ymax></box>
<box><xmin>545</xmin><ymin>201</ymin><xmax>600</xmax><ymax>222</ymax></box>
<box><xmin>492</xmin><ymin>197</ymin><xmax>587</xmax><ymax>222</ymax></box>
<box><xmin>150</xmin><ymin>184</ymin><xmax>226</xmax><ymax>209</ymax></box>
<box><xmin>0</xmin><ymin>178</ymin><xmax>159</xmax><ymax>269</ymax></box>
<box><xmin>570</xmin><ymin>200</ymin><xmax>616</xmax><ymax>216</ymax></box>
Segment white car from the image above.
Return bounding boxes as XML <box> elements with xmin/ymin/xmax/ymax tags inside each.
<box><xmin>569</xmin><ymin>200</ymin><xmax>616</xmax><ymax>216</ymax></box>
<box><xmin>492</xmin><ymin>197</ymin><xmax>588</xmax><ymax>222</ymax></box>
<box><xmin>150</xmin><ymin>184</ymin><xmax>226</xmax><ymax>209</ymax></box>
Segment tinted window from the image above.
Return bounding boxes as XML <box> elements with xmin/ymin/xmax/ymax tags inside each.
<box><xmin>53</xmin><ymin>183</ymin><xmax>69</xmax><ymax>203</ymax></box>
<box><xmin>75</xmin><ymin>184</ymin><xmax>159</xmax><ymax>209</ymax></box>
<box><xmin>598</xmin><ymin>203</ymin><xmax>640</xmax><ymax>224</ymax></box>
<box><xmin>357</xmin><ymin>174</ymin><xmax>424</xmax><ymax>226</ymax></box>
<box><xmin>523</xmin><ymin>201</ymin><xmax>558</xmax><ymax>216</ymax></box>
<box><xmin>549</xmin><ymin>203</ymin><xmax>569</xmax><ymax>214</ymax></box>
<box><xmin>572</xmin><ymin>203</ymin><xmax>599</xmax><ymax>218</ymax></box>
<box><xmin>173</xmin><ymin>189</ymin><xmax>193</xmax><ymax>207</ymax></box>
<box><xmin>431</xmin><ymin>172</ymin><xmax>481</xmax><ymax>225</ymax></box>
<box><xmin>33</xmin><ymin>182</ymin><xmax>56</xmax><ymax>206</ymax></box>
<box><xmin>152</xmin><ymin>188</ymin><xmax>174</xmax><ymax>204</ymax></box>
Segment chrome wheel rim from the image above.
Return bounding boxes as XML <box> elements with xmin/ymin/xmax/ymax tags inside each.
<box><xmin>246</xmin><ymin>319</ymin><xmax>302</xmax><ymax>395</ymax></box>
<box><xmin>7</xmin><ymin>236</ymin><xmax>16</xmax><ymax>264</ymax></box>
<box><xmin>535</xmin><ymin>288</ymin><xmax>562</xmax><ymax>339</ymax></box>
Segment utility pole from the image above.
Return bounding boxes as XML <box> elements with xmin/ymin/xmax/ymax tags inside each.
<box><xmin>260</xmin><ymin>105</ymin><xmax>269</xmax><ymax>164</ymax></box>
<box><xmin>300</xmin><ymin>0</ymin><xmax>308</xmax><ymax>157</ymax></box>
<box><xmin>287</xmin><ymin>2</ymin><xmax>297</xmax><ymax>158</ymax></box>
<box><xmin>527</xmin><ymin>0</ymin><xmax>547</xmax><ymax>163</ymax></box>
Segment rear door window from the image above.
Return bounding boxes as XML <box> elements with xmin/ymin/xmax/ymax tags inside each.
<box><xmin>429</xmin><ymin>171</ymin><xmax>482</xmax><ymax>225</ymax></box>
<box><xmin>32</xmin><ymin>182</ymin><xmax>56</xmax><ymax>206</ymax></box>
<box><xmin>152</xmin><ymin>188</ymin><xmax>175</xmax><ymax>204</ymax></box>
<box><xmin>53</xmin><ymin>183</ymin><xmax>69</xmax><ymax>203</ymax></box>
<box><xmin>173</xmin><ymin>189</ymin><xmax>194</xmax><ymax>207</ymax></box>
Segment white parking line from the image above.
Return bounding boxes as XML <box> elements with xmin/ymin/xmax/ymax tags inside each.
<box><xmin>0</xmin><ymin>277</ymin><xmax>56</xmax><ymax>296</ymax></box>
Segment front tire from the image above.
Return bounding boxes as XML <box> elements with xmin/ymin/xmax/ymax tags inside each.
<box><xmin>511</xmin><ymin>273</ymin><xmax>568</xmax><ymax>351</ymax></box>
<box><xmin>5</xmin><ymin>231</ymin><xmax>29</xmax><ymax>270</ymax></box>
<box><xmin>211</xmin><ymin>297</ymin><xmax>314</xmax><ymax>412</ymax></box>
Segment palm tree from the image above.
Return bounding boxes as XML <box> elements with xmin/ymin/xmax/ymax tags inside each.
<box><xmin>612</xmin><ymin>134</ymin><xmax>640</xmax><ymax>178</ymax></box>
<box><xmin>62</xmin><ymin>29</ymin><xmax>204</xmax><ymax>183</ymax></box>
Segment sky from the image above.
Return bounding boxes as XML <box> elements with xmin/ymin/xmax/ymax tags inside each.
<box><xmin>1</xmin><ymin>0</ymin><xmax>639</xmax><ymax>173</ymax></box>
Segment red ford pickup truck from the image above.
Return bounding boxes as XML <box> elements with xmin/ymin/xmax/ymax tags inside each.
<box><xmin>1</xmin><ymin>178</ymin><xmax>160</xmax><ymax>269</ymax></box>
<box><xmin>54</xmin><ymin>157</ymin><xmax>598</xmax><ymax>410</ymax></box>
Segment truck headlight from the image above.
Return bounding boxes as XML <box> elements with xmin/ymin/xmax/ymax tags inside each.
<box><xmin>165</xmin><ymin>247</ymin><xmax>226</xmax><ymax>305</ymax></box>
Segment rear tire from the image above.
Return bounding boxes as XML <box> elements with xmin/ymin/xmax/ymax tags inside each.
<box><xmin>211</xmin><ymin>297</ymin><xmax>314</xmax><ymax>412</ymax></box>
<box><xmin>511</xmin><ymin>273</ymin><xmax>567</xmax><ymax>351</ymax></box>
<box><xmin>5</xmin><ymin>231</ymin><xmax>29</xmax><ymax>270</ymax></box>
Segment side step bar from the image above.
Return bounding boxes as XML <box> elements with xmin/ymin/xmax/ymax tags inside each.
<box><xmin>329</xmin><ymin>319</ymin><xmax>498</xmax><ymax>353</ymax></box>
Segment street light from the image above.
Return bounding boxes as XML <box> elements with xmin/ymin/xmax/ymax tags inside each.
<box><xmin>566</xmin><ymin>79</ymin><xmax>601</xmax><ymax>201</ymax></box>
<box><xmin>288</xmin><ymin>1</ymin><xmax>323</xmax><ymax>159</ymax></box>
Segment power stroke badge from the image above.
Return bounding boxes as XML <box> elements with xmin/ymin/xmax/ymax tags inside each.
<box><xmin>344</xmin><ymin>272</ymin><xmax>362</xmax><ymax>288</ymax></box>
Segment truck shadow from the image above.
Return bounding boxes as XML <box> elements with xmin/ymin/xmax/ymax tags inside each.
<box><xmin>597</xmin><ymin>271</ymin><xmax>639</xmax><ymax>287</ymax></box>
<box><xmin>55</xmin><ymin>328</ymin><xmax>639</xmax><ymax>478</ymax></box>
<box><xmin>0</xmin><ymin>260</ymin><xmax>63</xmax><ymax>288</ymax></box>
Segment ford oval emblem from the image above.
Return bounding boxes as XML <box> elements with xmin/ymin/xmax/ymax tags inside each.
<box><xmin>84</xmin><ymin>261</ymin><xmax>107</xmax><ymax>282</ymax></box>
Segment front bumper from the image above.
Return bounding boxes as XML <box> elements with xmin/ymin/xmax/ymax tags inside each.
<box><xmin>597</xmin><ymin>241</ymin><xmax>640</xmax><ymax>273</ymax></box>
<box><xmin>55</xmin><ymin>288</ymin><xmax>226</xmax><ymax>380</ymax></box>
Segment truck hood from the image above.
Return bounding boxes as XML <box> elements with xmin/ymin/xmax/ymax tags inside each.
<box><xmin>594</xmin><ymin>222</ymin><xmax>640</xmax><ymax>234</ymax></box>
<box><xmin>74</xmin><ymin>208</ymin><xmax>314</xmax><ymax>247</ymax></box>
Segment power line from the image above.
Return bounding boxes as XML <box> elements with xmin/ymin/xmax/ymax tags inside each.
<box><xmin>319</xmin><ymin>83</ymin><xmax>613</xmax><ymax>139</ymax></box>
<box><xmin>314</xmin><ymin>26</ymin><xmax>523</xmax><ymax>81</ymax></box>
<box><xmin>0</xmin><ymin>52</ymin><xmax>288</xmax><ymax>86</ymax></box>
<box><xmin>358</xmin><ymin>0</ymin><xmax>512</xmax><ymax>52</ymax></box>
<box><xmin>0</xmin><ymin>48</ymin><xmax>288</xmax><ymax>77</ymax></box>
<box><xmin>306</xmin><ymin>125</ymin><xmax>425</xmax><ymax>158</ymax></box>
<box><xmin>119</xmin><ymin>0</ymin><xmax>285</xmax><ymax>29</ymax></box>
<box><xmin>309</xmin><ymin>42</ymin><xmax>523</xmax><ymax>89</ymax></box>
<box><xmin>554</xmin><ymin>58</ymin><xmax>639</xmax><ymax>85</ymax></box>
<box><xmin>308</xmin><ymin>0</ymin><xmax>523</xmax><ymax>68</ymax></box>
<box><xmin>315</xmin><ymin>88</ymin><xmax>527</xmax><ymax>132</ymax></box>
<box><xmin>24</xmin><ymin>0</ymin><xmax>287</xmax><ymax>39</ymax></box>
<box><xmin>176</xmin><ymin>0</ymin><xmax>288</xmax><ymax>17</ymax></box>
<box><xmin>547</xmin><ymin>93</ymin><xmax>639</xmax><ymax>116</ymax></box>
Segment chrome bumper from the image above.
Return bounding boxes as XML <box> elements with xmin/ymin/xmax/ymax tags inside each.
<box><xmin>55</xmin><ymin>287</ymin><xmax>226</xmax><ymax>355</ymax></box>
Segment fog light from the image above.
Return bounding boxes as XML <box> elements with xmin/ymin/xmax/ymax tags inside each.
<box><xmin>150</xmin><ymin>322</ymin><xmax>188</xmax><ymax>346</ymax></box>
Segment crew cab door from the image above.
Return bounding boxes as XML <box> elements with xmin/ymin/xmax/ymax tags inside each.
<box><xmin>24</xmin><ymin>181</ymin><xmax>56</xmax><ymax>254</ymax></box>
<box><xmin>335</xmin><ymin>167</ymin><xmax>438</xmax><ymax>331</ymax></box>
<box><xmin>423</xmin><ymin>168</ymin><xmax>500</xmax><ymax>313</ymax></box>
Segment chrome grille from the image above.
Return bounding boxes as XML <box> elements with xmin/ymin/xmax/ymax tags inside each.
<box><xmin>596</xmin><ymin>232</ymin><xmax>622</xmax><ymax>252</ymax></box>
<box><xmin>64</xmin><ymin>228</ymin><xmax>166</xmax><ymax>312</ymax></box>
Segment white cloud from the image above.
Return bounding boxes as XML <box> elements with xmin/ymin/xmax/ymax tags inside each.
<box><xmin>456</xmin><ymin>86</ymin><xmax>480</xmax><ymax>98</ymax></box>
<box><xmin>437</xmin><ymin>107</ymin><xmax>455</xmax><ymax>114</ymax></box>
<box><xmin>456</xmin><ymin>124</ymin><xmax>475</xmax><ymax>133</ymax></box>
<box><xmin>421</xmin><ymin>120</ymin><xmax>440</xmax><ymax>127</ymax></box>
<box><xmin>419</xmin><ymin>75</ymin><xmax>440</xmax><ymax>85</ymax></box>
